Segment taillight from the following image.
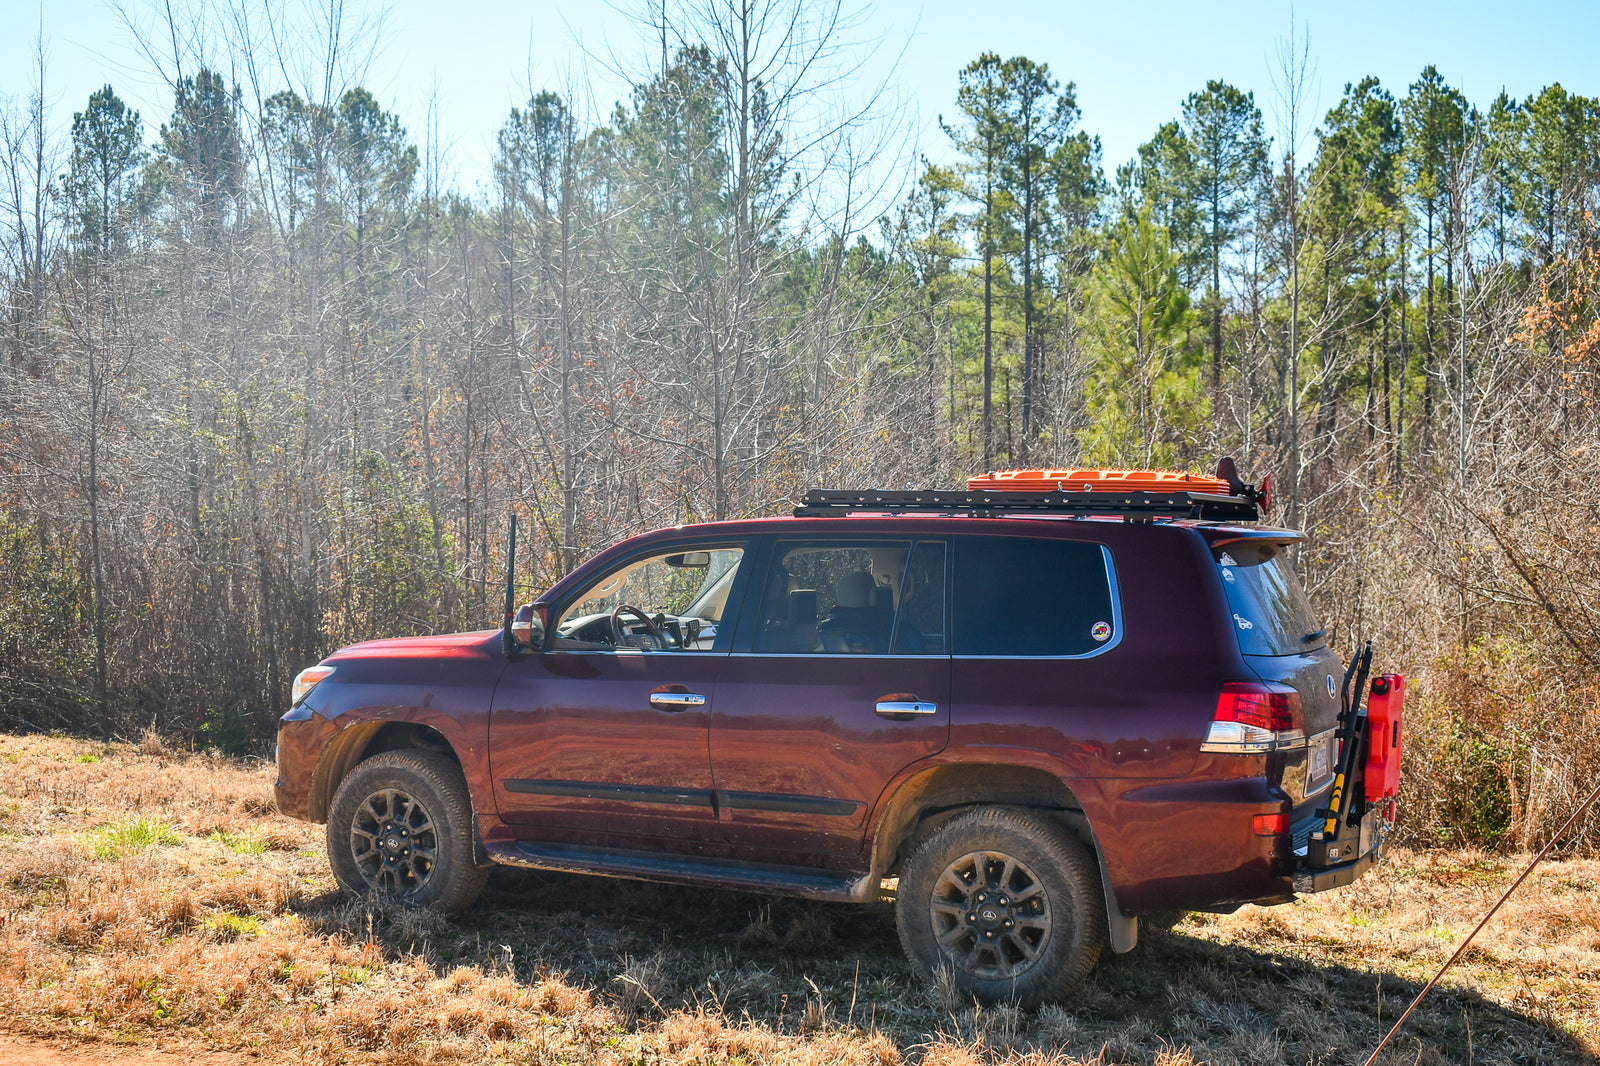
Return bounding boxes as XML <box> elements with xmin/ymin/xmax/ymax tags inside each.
<box><xmin>1200</xmin><ymin>681</ymin><xmax>1304</xmax><ymax>753</ymax></box>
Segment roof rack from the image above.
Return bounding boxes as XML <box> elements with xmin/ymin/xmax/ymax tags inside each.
<box><xmin>793</xmin><ymin>488</ymin><xmax>1260</xmax><ymax>522</ymax></box>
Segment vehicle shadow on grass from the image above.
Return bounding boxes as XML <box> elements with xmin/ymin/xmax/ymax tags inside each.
<box><xmin>301</xmin><ymin>867</ymin><xmax>1596</xmax><ymax>1066</ymax></box>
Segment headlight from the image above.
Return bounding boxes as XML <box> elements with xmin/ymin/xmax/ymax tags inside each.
<box><xmin>291</xmin><ymin>665</ymin><xmax>336</xmax><ymax>707</ymax></box>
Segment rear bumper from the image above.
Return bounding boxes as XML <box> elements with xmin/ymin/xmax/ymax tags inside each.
<box><xmin>1293</xmin><ymin>807</ymin><xmax>1383</xmax><ymax>894</ymax></box>
<box><xmin>1095</xmin><ymin>773</ymin><xmax>1300</xmax><ymax>913</ymax></box>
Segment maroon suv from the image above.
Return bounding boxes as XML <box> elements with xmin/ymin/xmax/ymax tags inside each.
<box><xmin>275</xmin><ymin>470</ymin><xmax>1399</xmax><ymax>1005</ymax></box>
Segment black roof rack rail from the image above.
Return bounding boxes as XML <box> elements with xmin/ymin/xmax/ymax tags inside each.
<box><xmin>793</xmin><ymin>488</ymin><xmax>1259</xmax><ymax>522</ymax></box>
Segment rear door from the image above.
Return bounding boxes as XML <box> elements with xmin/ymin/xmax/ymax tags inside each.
<box><xmin>948</xmin><ymin>533</ymin><xmax>1151</xmax><ymax>780</ymax></box>
<box><xmin>709</xmin><ymin>537</ymin><xmax>950</xmax><ymax>865</ymax></box>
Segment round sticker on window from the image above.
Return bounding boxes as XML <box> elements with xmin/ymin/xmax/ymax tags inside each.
<box><xmin>1091</xmin><ymin>621</ymin><xmax>1112</xmax><ymax>642</ymax></box>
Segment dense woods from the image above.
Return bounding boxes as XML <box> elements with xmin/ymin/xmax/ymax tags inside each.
<box><xmin>3</xmin><ymin>1</ymin><xmax>1599</xmax><ymax>848</ymax></box>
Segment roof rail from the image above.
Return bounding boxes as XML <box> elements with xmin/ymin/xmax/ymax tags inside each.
<box><xmin>792</xmin><ymin>488</ymin><xmax>1259</xmax><ymax>522</ymax></box>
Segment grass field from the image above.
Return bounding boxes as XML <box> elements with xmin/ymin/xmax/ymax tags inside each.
<box><xmin>0</xmin><ymin>733</ymin><xmax>1594</xmax><ymax>1065</ymax></box>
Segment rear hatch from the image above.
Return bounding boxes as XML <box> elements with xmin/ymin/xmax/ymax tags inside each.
<box><xmin>1208</xmin><ymin>534</ymin><xmax>1343</xmax><ymax>841</ymax></box>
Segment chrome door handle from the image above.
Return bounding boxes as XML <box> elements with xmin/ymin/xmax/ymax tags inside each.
<box><xmin>876</xmin><ymin>700</ymin><xmax>938</xmax><ymax>717</ymax></box>
<box><xmin>649</xmin><ymin>691</ymin><xmax>707</xmax><ymax>711</ymax></box>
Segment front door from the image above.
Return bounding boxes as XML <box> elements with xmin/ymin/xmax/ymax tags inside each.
<box><xmin>488</xmin><ymin>542</ymin><xmax>748</xmax><ymax>847</ymax></box>
<box><xmin>710</xmin><ymin>538</ymin><xmax>950</xmax><ymax>865</ymax></box>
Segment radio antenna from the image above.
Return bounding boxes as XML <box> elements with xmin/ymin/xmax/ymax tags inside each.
<box><xmin>501</xmin><ymin>513</ymin><xmax>519</xmax><ymax>659</ymax></box>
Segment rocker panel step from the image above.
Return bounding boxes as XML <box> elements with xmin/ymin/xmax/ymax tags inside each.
<box><xmin>485</xmin><ymin>840</ymin><xmax>877</xmax><ymax>902</ymax></box>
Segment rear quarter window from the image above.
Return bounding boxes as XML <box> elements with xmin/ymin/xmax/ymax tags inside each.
<box><xmin>952</xmin><ymin>536</ymin><xmax>1117</xmax><ymax>656</ymax></box>
<box><xmin>1214</xmin><ymin>541</ymin><xmax>1325</xmax><ymax>656</ymax></box>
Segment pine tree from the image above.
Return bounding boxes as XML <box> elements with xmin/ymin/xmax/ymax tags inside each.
<box><xmin>943</xmin><ymin>53</ymin><xmax>1016</xmax><ymax>469</ymax></box>
<box><xmin>64</xmin><ymin>85</ymin><xmax>143</xmax><ymax>259</ymax></box>
<box><xmin>1402</xmin><ymin>66</ymin><xmax>1470</xmax><ymax>427</ymax></box>
<box><xmin>997</xmin><ymin>57</ymin><xmax>1076</xmax><ymax>458</ymax></box>
<box><xmin>1180</xmin><ymin>81</ymin><xmax>1266</xmax><ymax>390</ymax></box>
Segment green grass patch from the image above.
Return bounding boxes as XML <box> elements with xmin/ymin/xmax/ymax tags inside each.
<box><xmin>203</xmin><ymin>912</ymin><xmax>262</xmax><ymax>940</ymax></box>
<box><xmin>205</xmin><ymin>828</ymin><xmax>267</xmax><ymax>856</ymax></box>
<box><xmin>88</xmin><ymin>816</ymin><xmax>181</xmax><ymax>860</ymax></box>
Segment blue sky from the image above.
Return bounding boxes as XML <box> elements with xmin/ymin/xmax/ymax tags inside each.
<box><xmin>4</xmin><ymin>0</ymin><xmax>1598</xmax><ymax>197</ymax></box>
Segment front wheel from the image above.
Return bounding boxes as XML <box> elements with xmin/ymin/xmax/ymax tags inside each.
<box><xmin>896</xmin><ymin>807</ymin><xmax>1105</xmax><ymax>1006</ymax></box>
<box><xmin>326</xmin><ymin>749</ymin><xmax>490</xmax><ymax>913</ymax></box>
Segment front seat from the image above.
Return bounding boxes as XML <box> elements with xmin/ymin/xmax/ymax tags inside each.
<box><xmin>757</xmin><ymin>563</ymin><xmax>819</xmax><ymax>652</ymax></box>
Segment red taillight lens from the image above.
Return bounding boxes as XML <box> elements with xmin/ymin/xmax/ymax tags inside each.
<box><xmin>1201</xmin><ymin>682</ymin><xmax>1305</xmax><ymax>754</ymax></box>
<box><xmin>1214</xmin><ymin>682</ymin><xmax>1302</xmax><ymax>733</ymax></box>
<box><xmin>1253</xmin><ymin>813</ymin><xmax>1290</xmax><ymax>836</ymax></box>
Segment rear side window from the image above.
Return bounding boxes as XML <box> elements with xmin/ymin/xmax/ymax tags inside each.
<box><xmin>1214</xmin><ymin>541</ymin><xmax>1325</xmax><ymax>656</ymax></box>
<box><xmin>751</xmin><ymin>539</ymin><xmax>947</xmax><ymax>655</ymax></box>
<box><xmin>952</xmin><ymin>536</ymin><xmax>1116</xmax><ymax>657</ymax></box>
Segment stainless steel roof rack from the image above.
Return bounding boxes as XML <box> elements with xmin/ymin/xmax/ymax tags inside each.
<box><xmin>792</xmin><ymin>488</ymin><xmax>1259</xmax><ymax>522</ymax></box>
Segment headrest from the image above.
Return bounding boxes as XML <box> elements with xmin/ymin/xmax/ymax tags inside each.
<box><xmin>835</xmin><ymin>570</ymin><xmax>877</xmax><ymax>609</ymax></box>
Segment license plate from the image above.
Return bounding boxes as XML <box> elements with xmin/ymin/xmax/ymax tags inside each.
<box><xmin>1308</xmin><ymin>737</ymin><xmax>1332</xmax><ymax>784</ymax></box>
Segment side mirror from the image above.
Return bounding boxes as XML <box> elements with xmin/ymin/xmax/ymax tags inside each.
<box><xmin>511</xmin><ymin>602</ymin><xmax>549</xmax><ymax>651</ymax></box>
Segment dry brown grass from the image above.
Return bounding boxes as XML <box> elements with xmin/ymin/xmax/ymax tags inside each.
<box><xmin>0</xmin><ymin>732</ymin><xmax>1595</xmax><ymax>1065</ymax></box>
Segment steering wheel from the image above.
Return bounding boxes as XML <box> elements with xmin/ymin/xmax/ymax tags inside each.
<box><xmin>610</xmin><ymin>604</ymin><xmax>667</xmax><ymax>650</ymax></box>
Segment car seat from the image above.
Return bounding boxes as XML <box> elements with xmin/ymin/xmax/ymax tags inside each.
<box><xmin>757</xmin><ymin>563</ymin><xmax>820</xmax><ymax>652</ymax></box>
<box><xmin>818</xmin><ymin>570</ymin><xmax>895</xmax><ymax>653</ymax></box>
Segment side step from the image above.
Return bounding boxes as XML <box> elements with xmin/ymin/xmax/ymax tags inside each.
<box><xmin>486</xmin><ymin>840</ymin><xmax>879</xmax><ymax>902</ymax></box>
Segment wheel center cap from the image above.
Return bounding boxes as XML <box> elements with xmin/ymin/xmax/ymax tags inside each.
<box><xmin>385</xmin><ymin>834</ymin><xmax>402</xmax><ymax>852</ymax></box>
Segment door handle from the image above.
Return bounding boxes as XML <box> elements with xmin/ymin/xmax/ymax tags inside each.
<box><xmin>876</xmin><ymin>698</ymin><xmax>938</xmax><ymax>718</ymax></box>
<box><xmin>649</xmin><ymin>691</ymin><xmax>707</xmax><ymax>711</ymax></box>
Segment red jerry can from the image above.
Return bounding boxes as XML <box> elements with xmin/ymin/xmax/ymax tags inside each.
<box><xmin>1364</xmin><ymin>674</ymin><xmax>1405</xmax><ymax>801</ymax></box>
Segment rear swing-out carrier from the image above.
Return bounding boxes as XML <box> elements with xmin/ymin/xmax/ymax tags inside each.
<box><xmin>1299</xmin><ymin>641</ymin><xmax>1405</xmax><ymax>890</ymax></box>
<box><xmin>796</xmin><ymin>458</ymin><xmax>1404</xmax><ymax>893</ymax></box>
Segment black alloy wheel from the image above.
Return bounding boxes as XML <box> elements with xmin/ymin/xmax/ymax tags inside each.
<box><xmin>929</xmin><ymin>848</ymin><xmax>1052</xmax><ymax>980</ymax></box>
<box><xmin>349</xmin><ymin>785</ymin><xmax>437</xmax><ymax>895</ymax></box>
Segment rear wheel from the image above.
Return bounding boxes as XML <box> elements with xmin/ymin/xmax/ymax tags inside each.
<box><xmin>896</xmin><ymin>807</ymin><xmax>1104</xmax><ymax>1006</ymax></box>
<box><xmin>327</xmin><ymin>750</ymin><xmax>490</xmax><ymax>913</ymax></box>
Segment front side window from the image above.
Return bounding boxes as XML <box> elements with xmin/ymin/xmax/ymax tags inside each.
<box><xmin>752</xmin><ymin>540</ymin><xmax>946</xmax><ymax>654</ymax></box>
<box><xmin>952</xmin><ymin>536</ymin><xmax>1116</xmax><ymax>657</ymax></box>
<box><xmin>554</xmin><ymin>545</ymin><xmax>743</xmax><ymax>651</ymax></box>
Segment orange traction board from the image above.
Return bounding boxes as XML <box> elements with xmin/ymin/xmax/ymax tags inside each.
<box><xmin>968</xmin><ymin>468</ymin><xmax>1233</xmax><ymax>495</ymax></box>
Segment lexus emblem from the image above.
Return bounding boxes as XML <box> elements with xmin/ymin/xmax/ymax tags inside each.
<box><xmin>1326</xmin><ymin>674</ymin><xmax>1337</xmax><ymax>699</ymax></box>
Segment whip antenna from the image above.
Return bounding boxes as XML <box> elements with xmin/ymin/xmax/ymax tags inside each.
<box><xmin>501</xmin><ymin>514</ymin><xmax>518</xmax><ymax>659</ymax></box>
